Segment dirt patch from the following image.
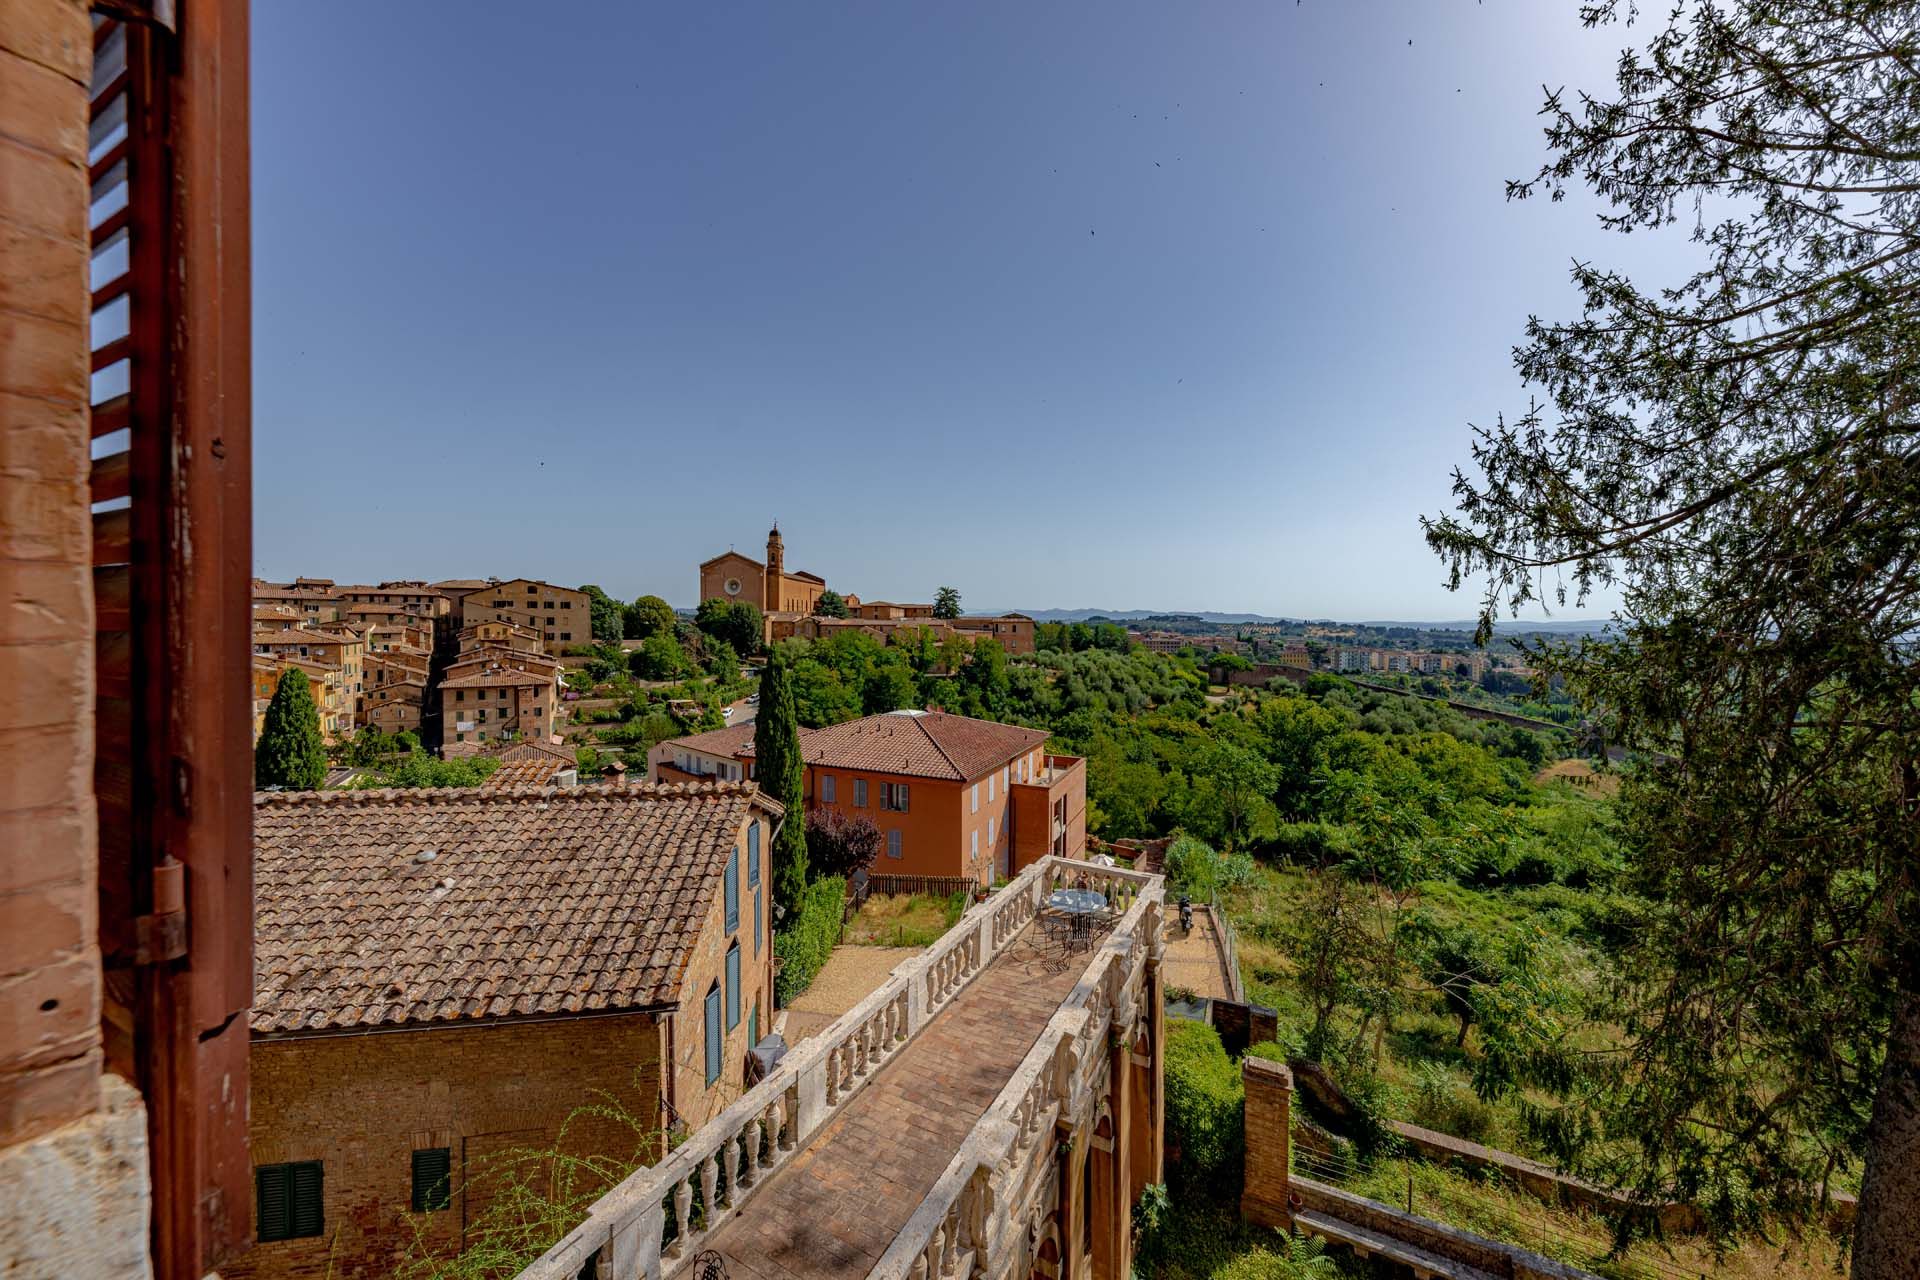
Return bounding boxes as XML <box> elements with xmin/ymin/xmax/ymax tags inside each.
<box><xmin>780</xmin><ymin>945</ymin><xmax>922</xmax><ymax>1043</ymax></box>
<box><xmin>1533</xmin><ymin>758</ymin><xmax>1619</xmax><ymax>795</ymax></box>
<box><xmin>842</xmin><ymin>892</ymin><xmax>966</xmax><ymax>947</ymax></box>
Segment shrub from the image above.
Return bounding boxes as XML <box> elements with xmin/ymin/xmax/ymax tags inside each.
<box><xmin>773</xmin><ymin>875</ymin><xmax>846</xmax><ymax>1005</ymax></box>
<box><xmin>1164</xmin><ymin>834</ymin><xmax>1256</xmax><ymax>901</ymax></box>
<box><xmin>804</xmin><ymin>808</ymin><xmax>882</xmax><ymax>881</ymax></box>
<box><xmin>1165</xmin><ymin>1020</ymin><xmax>1244</xmax><ymax>1194</ymax></box>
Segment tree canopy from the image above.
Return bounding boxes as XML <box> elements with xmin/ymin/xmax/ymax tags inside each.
<box><xmin>580</xmin><ymin>584</ymin><xmax>624</xmax><ymax>645</ymax></box>
<box><xmin>1424</xmin><ymin>3</ymin><xmax>1920</xmax><ymax>1269</ymax></box>
<box><xmin>255</xmin><ymin>668</ymin><xmax>327</xmax><ymax>789</ymax></box>
<box><xmin>754</xmin><ymin>654</ymin><xmax>809</xmax><ymax>919</ymax></box>
<box><xmin>624</xmin><ymin>594</ymin><xmax>676</xmax><ymax>640</ymax></box>
<box><xmin>932</xmin><ymin>586</ymin><xmax>961</xmax><ymax>619</ymax></box>
<box><xmin>812</xmin><ymin>588</ymin><xmax>849</xmax><ymax>618</ymax></box>
<box><xmin>695</xmin><ymin>598</ymin><xmax>763</xmax><ymax>656</ymax></box>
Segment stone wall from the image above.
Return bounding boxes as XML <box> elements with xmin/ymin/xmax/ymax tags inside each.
<box><xmin>0</xmin><ymin>1074</ymin><xmax>153</xmax><ymax>1279</ymax></box>
<box><xmin>0</xmin><ymin>0</ymin><xmax>101</xmax><ymax>1151</ymax></box>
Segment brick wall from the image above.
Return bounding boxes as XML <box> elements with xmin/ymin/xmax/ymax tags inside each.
<box><xmin>230</xmin><ymin>1013</ymin><xmax>666</xmax><ymax>1280</ymax></box>
<box><xmin>661</xmin><ymin>810</ymin><xmax>775</xmax><ymax>1128</ymax></box>
<box><xmin>0</xmin><ymin>0</ymin><xmax>100</xmax><ymax>1148</ymax></box>
<box><xmin>1239</xmin><ymin>1055</ymin><xmax>1293</xmax><ymax>1230</ymax></box>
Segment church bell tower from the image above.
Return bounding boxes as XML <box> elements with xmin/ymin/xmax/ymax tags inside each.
<box><xmin>764</xmin><ymin>523</ymin><xmax>784</xmax><ymax>612</ymax></box>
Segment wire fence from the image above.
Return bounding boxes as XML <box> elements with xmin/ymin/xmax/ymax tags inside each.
<box><xmin>1285</xmin><ymin>1146</ymin><xmax>1714</xmax><ymax>1280</ymax></box>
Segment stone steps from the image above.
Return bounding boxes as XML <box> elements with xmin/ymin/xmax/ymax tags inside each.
<box><xmin>1292</xmin><ymin>1209</ymin><xmax>1505</xmax><ymax>1280</ymax></box>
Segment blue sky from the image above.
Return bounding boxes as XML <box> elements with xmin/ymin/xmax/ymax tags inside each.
<box><xmin>252</xmin><ymin>1</ymin><xmax>1694</xmax><ymax>620</ymax></box>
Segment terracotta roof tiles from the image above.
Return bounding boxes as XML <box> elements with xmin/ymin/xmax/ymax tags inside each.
<box><xmin>251</xmin><ymin>783</ymin><xmax>779</xmax><ymax>1035</ymax></box>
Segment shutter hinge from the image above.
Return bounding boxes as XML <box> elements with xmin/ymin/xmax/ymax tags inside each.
<box><xmin>134</xmin><ymin>859</ymin><xmax>188</xmax><ymax>964</ymax></box>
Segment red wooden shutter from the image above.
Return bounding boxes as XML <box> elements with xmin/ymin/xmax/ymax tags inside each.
<box><xmin>87</xmin><ymin>3</ymin><xmax>254</xmax><ymax>1275</ymax></box>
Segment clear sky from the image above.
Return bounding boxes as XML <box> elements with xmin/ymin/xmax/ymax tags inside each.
<box><xmin>252</xmin><ymin>1</ymin><xmax>1695</xmax><ymax>620</ymax></box>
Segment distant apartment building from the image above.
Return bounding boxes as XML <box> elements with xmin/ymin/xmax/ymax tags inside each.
<box><xmin>232</xmin><ymin>783</ymin><xmax>782</xmax><ymax>1280</ymax></box>
<box><xmin>775</xmin><ymin>611</ymin><xmax>1037</xmax><ymax>656</ymax></box>
<box><xmin>253</xmin><ymin>626</ymin><xmax>365</xmax><ymax>715</ymax></box>
<box><xmin>329</xmin><ymin>580</ymin><xmax>451</xmax><ymax>619</ymax></box>
<box><xmin>251</xmin><ymin>580</ymin><xmax>341</xmax><ymax>621</ymax></box>
<box><xmin>1333</xmin><ymin>647</ymin><xmax>1372</xmax><ymax>673</ymax></box>
<box><xmin>1273</xmin><ymin>644</ymin><xmax>1311</xmax><ymax>670</ymax></box>
<box><xmin>447</xmin><ymin>578</ymin><xmax>587</xmax><ymax>652</ymax></box>
<box><xmin>439</xmin><ymin>666</ymin><xmax>556</xmax><ymax>751</ymax></box>
<box><xmin>1130</xmin><ymin>630</ymin><xmax>1246</xmax><ymax>656</ymax></box>
<box><xmin>253</xmin><ymin>655</ymin><xmax>351</xmax><ymax>742</ymax></box>
<box><xmin>653</xmin><ymin>709</ymin><xmax>1086</xmax><ymax>883</ymax></box>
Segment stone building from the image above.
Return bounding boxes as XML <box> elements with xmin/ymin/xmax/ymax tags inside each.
<box><xmin>230</xmin><ymin>783</ymin><xmax>782</xmax><ymax>1280</ymax></box>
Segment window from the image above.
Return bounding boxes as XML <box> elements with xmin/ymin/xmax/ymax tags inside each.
<box><xmin>988</xmin><ymin>775</ymin><xmax>995</xmax><ymax>803</ymax></box>
<box><xmin>560</xmin><ymin>632</ymin><xmax>571</xmax><ymax>641</ymax></box>
<box><xmin>726</xmin><ymin>943</ymin><xmax>741</xmax><ymax>1029</ymax></box>
<box><xmin>882</xmin><ymin>782</ymin><xmax>910</xmax><ymax>812</ymax></box>
<box><xmin>970</xmin><ymin>783</ymin><xmax>978</xmax><ymax>813</ymax></box>
<box><xmin>724</xmin><ymin>850</ymin><xmax>739</xmax><ymax>933</ymax></box>
<box><xmin>853</xmin><ymin>778</ymin><xmax>868</xmax><ymax>807</ymax></box>
<box><xmin>971</xmin><ymin>830</ymin><xmax>979</xmax><ymax>860</ymax></box>
<box><xmin>821</xmin><ymin>774</ymin><xmax>835</xmax><ymax>803</ymax></box>
<box><xmin>256</xmin><ymin>1161</ymin><xmax>324</xmax><ymax>1242</ymax></box>
<box><xmin>747</xmin><ymin>821</ymin><xmax>761</xmax><ymax>885</ymax></box>
<box><xmin>411</xmin><ymin>1147</ymin><xmax>452</xmax><ymax>1213</ymax></box>
<box><xmin>887</xmin><ymin>830</ymin><xmax>902</xmax><ymax>859</ymax></box>
<box><xmin>704</xmin><ymin>984</ymin><xmax>722</xmax><ymax>1085</ymax></box>
<box><xmin>456</xmin><ymin>690</ymin><xmax>465</xmax><ymax>702</ymax></box>
<box><xmin>753</xmin><ymin>887</ymin><xmax>762</xmax><ymax>954</ymax></box>
<box><xmin>562</xmin><ymin>601</ymin><xmax>572</xmax><ymax>608</ymax></box>
<box><xmin>988</xmin><ymin>817</ymin><xmax>996</xmax><ymax>845</ymax></box>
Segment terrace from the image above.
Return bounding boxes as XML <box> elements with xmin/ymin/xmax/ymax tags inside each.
<box><xmin>518</xmin><ymin>854</ymin><xmax>1168</xmax><ymax>1280</ymax></box>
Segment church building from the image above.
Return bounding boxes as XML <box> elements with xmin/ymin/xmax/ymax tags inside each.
<box><xmin>698</xmin><ymin>525</ymin><xmax>834</xmax><ymax>616</ymax></box>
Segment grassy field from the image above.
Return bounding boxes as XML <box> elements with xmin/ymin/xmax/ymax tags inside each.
<box><xmin>841</xmin><ymin>891</ymin><xmax>969</xmax><ymax>947</ymax></box>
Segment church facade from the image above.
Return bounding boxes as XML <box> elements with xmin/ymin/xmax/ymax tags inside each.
<box><xmin>697</xmin><ymin>525</ymin><xmax>831</xmax><ymax>616</ymax></box>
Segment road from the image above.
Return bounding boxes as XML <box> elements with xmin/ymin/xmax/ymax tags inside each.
<box><xmin>723</xmin><ymin>696</ymin><xmax>757</xmax><ymax>728</ymax></box>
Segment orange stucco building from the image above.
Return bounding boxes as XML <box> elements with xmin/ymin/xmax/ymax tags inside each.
<box><xmin>653</xmin><ymin>710</ymin><xmax>1086</xmax><ymax>884</ymax></box>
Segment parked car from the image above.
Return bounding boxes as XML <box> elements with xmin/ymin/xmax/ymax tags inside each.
<box><xmin>746</xmin><ymin>693</ymin><xmax>759</xmax><ymax>705</ymax></box>
<box><xmin>722</xmin><ymin>706</ymin><xmax>734</xmax><ymax>719</ymax></box>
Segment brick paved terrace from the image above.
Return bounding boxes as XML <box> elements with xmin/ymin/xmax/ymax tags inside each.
<box><xmin>517</xmin><ymin>855</ymin><xmax>1167</xmax><ymax>1280</ymax></box>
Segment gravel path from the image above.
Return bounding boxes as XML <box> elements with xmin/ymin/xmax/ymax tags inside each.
<box><xmin>779</xmin><ymin>945</ymin><xmax>923</xmax><ymax>1044</ymax></box>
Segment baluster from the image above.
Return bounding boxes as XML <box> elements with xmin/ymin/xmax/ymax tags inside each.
<box><xmin>841</xmin><ymin>1034</ymin><xmax>856</xmax><ymax>1091</ymax></box>
<box><xmin>925</xmin><ymin>1223</ymin><xmax>946</xmax><ymax>1278</ymax></box>
<box><xmin>825</xmin><ymin>1046</ymin><xmax>841</xmax><ymax>1105</ymax></box>
<box><xmin>895</xmin><ymin>992</ymin><xmax>910</xmax><ymax>1042</ymax></box>
<box><xmin>745</xmin><ymin>1118</ymin><xmax>763</xmax><ymax>1185</ymax></box>
<box><xmin>768</xmin><ymin>1097</ymin><xmax>786</xmax><ymax>1156</ymax></box>
<box><xmin>699</xmin><ymin>1155</ymin><xmax>719</xmax><ymax>1229</ymax></box>
<box><xmin>853</xmin><ymin>1021</ymin><xmax>870</xmax><ymax>1075</ymax></box>
<box><xmin>940</xmin><ymin>1205</ymin><xmax>960</xmax><ymax>1275</ymax></box>
<box><xmin>723</xmin><ymin>1134</ymin><xmax>741</xmax><ymax>1207</ymax></box>
<box><xmin>670</xmin><ymin>1177</ymin><xmax>693</xmax><ymax>1257</ymax></box>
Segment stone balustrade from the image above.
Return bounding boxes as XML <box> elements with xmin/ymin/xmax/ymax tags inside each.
<box><xmin>516</xmin><ymin>853</ymin><xmax>1134</xmax><ymax>1280</ymax></box>
<box><xmin>870</xmin><ymin>871</ymin><xmax>1165</xmax><ymax>1280</ymax></box>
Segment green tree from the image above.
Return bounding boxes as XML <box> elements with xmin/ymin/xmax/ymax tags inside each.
<box><xmin>624</xmin><ymin>593</ymin><xmax>676</xmax><ymax>640</ymax></box>
<box><xmin>580</xmin><ymin>584</ymin><xmax>624</xmax><ymax>644</ymax></box>
<box><xmin>255</xmin><ymin>669</ymin><xmax>328</xmax><ymax>789</ymax></box>
<box><xmin>695</xmin><ymin>598</ymin><xmax>763</xmax><ymax>656</ymax></box>
<box><xmin>754</xmin><ymin>655</ymin><xmax>809</xmax><ymax>918</ymax></box>
<box><xmin>861</xmin><ymin>663</ymin><xmax>918</xmax><ymax>716</ymax></box>
<box><xmin>629</xmin><ymin>632</ymin><xmax>690</xmax><ymax>681</ymax></box>
<box><xmin>1424</xmin><ymin>3</ymin><xmax>1920</xmax><ymax>1267</ymax></box>
<box><xmin>812</xmin><ymin>588</ymin><xmax>849</xmax><ymax>618</ymax></box>
<box><xmin>932</xmin><ymin>586</ymin><xmax>961</xmax><ymax>619</ymax></box>
<box><xmin>1174</xmin><ymin>738</ymin><xmax>1278</xmax><ymax>852</ymax></box>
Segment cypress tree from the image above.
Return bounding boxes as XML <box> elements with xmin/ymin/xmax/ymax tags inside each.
<box><xmin>255</xmin><ymin>668</ymin><xmax>328</xmax><ymax>790</ymax></box>
<box><xmin>752</xmin><ymin>653</ymin><xmax>808</xmax><ymax>919</ymax></box>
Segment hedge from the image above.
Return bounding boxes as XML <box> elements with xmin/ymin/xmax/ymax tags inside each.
<box><xmin>1164</xmin><ymin>1019</ymin><xmax>1245</xmax><ymax>1194</ymax></box>
<box><xmin>774</xmin><ymin>875</ymin><xmax>846</xmax><ymax>1006</ymax></box>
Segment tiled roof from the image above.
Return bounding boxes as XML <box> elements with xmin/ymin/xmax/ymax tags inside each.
<box><xmin>434</xmin><ymin>579</ymin><xmax>492</xmax><ymax>592</ymax></box>
<box><xmin>494</xmin><ymin>738</ymin><xmax>578</xmax><ymax>766</ymax></box>
<box><xmin>253</xmin><ymin>626</ymin><xmax>354</xmax><ymax>648</ymax></box>
<box><xmin>790</xmin><ymin>711</ymin><xmax>1047</xmax><ymax>781</ymax></box>
<box><xmin>251</xmin><ymin>783</ymin><xmax>779</xmax><ymax>1035</ymax></box>
<box><xmin>717</xmin><ymin>710</ymin><xmax>1048</xmax><ymax>782</ymax></box>
<box><xmin>481</xmin><ymin>758</ymin><xmax>570</xmax><ymax>789</ymax></box>
<box><xmin>440</xmin><ymin>668</ymin><xmax>551</xmax><ymax>689</ymax></box>
<box><xmin>662</xmin><ymin>723</ymin><xmax>758</xmax><ymax>758</ymax></box>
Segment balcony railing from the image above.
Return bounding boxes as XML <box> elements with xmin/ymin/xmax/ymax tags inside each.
<box><xmin>517</xmin><ymin>853</ymin><xmax>1157</xmax><ymax>1280</ymax></box>
<box><xmin>872</xmin><ymin>864</ymin><xmax>1164</xmax><ymax>1279</ymax></box>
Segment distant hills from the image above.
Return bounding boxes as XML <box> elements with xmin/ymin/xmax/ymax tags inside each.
<box><xmin>1002</xmin><ymin>608</ymin><xmax>1614</xmax><ymax>637</ymax></box>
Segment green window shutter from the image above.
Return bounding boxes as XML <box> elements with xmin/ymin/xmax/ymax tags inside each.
<box><xmin>704</xmin><ymin>985</ymin><xmax>723</xmax><ymax>1085</ymax></box>
<box><xmin>726</xmin><ymin>944</ymin><xmax>741</xmax><ymax>1030</ymax></box>
<box><xmin>724</xmin><ymin>850</ymin><xmax>740</xmax><ymax>934</ymax></box>
<box><xmin>256</xmin><ymin>1164</ymin><xmax>292</xmax><ymax>1242</ymax></box>
<box><xmin>411</xmin><ymin>1146</ymin><xmax>452</xmax><ymax>1212</ymax></box>
<box><xmin>289</xmin><ymin>1161</ymin><xmax>324</xmax><ymax>1238</ymax></box>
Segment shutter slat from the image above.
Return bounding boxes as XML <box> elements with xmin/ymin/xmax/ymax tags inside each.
<box><xmin>91</xmin><ymin>450</ymin><xmax>130</xmax><ymax>503</ymax></box>
<box><xmin>90</xmin><ymin>206</ymin><xmax>130</xmax><ymax>249</ymax></box>
<box><xmin>95</xmin><ymin>565</ymin><xmax>131</xmax><ymax>632</ymax></box>
<box><xmin>93</xmin><ymin>509</ymin><xmax>131</xmax><ymax>566</ymax></box>
<box><xmin>91</xmin><ymin>336</ymin><xmax>132</xmax><ymax>373</ymax></box>
<box><xmin>91</xmin><ymin>393</ymin><xmax>131</xmax><ymax>438</ymax></box>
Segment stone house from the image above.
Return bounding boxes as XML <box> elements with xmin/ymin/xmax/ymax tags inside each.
<box><xmin>229</xmin><ymin>782</ymin><xmax>783</xmax><ymax>1280</ymax></box>
<box><xmin>446</xmin><ymin>579</ymin><xmax>588</xmax><ymax>653</ymax></box>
